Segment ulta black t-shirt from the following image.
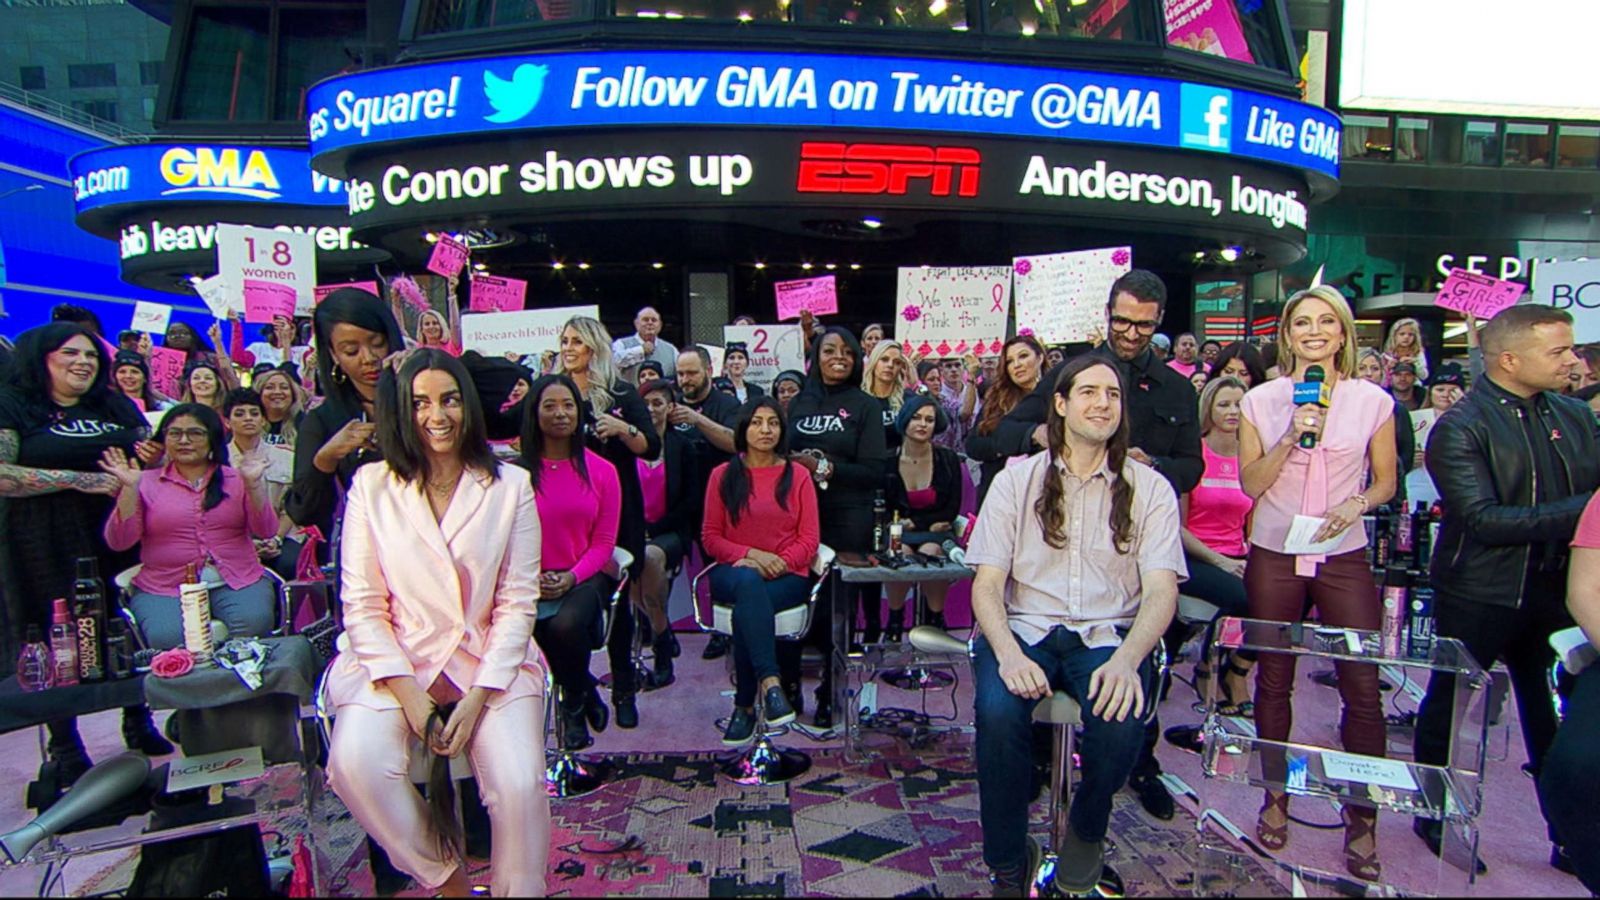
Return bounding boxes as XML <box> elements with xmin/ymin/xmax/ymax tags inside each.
<box><xmin>0</xmin><ymin>390</ymin><xmax>142</xmax><ymax>471</ymax></box>
<box><xmin>788</xmin><ymin>382</ymin><xmax>889</xmax><ymax>550</ymax></box>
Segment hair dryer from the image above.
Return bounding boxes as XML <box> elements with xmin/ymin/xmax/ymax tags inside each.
<box><xmin>0</xmin><ymin>753</ymin><xmax>151</xmax><ymax>863</ymax></box>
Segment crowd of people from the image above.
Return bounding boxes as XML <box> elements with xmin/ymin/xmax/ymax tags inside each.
<box><xmin>1</xmin><ymin>271</ymin><xmax>1598</xmax><ymax>897</ymax></box>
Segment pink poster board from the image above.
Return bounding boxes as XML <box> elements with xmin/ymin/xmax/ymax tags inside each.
<box><xmin>470</xmin><ymin>275</ymin><xmax>527</xmax><ymax>312</ymax></box>
<box><xmin>314</xmin><ymin>281</ymin><xmax>380</xmax><ymax>302</ymax></box>
<box><xmin>774</xmin><ymin>275</ymin><xmax>838</xmax><ymax>320</ymax></box>
<box><xmin>243</xmin><ymin>279</ymin><xmax>298</xmax><ymax>323</ymax></box>
<box><xmin>148</xmin><ymin>346</ymin><xmax>186</xmax><ymax>398</ymax></box>
<box><xmin>426</xmin><ymin>234</ymin><xmax>470</xmax><ymax>277</ymax></box>
<box><xmin>1165</xmin><ymin>0</ymin><xmax>1255</xmax><ymax>64</ymax></box>
<box><xmin>1434</xmin><ymin>268</ymin><xmax>1526</xmax><ymax>318</ymax></box>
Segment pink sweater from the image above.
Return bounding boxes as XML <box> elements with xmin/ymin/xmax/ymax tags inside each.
<box><xmin>104</xmin><ymin>464</ymin><xmax>278</xmax><ymax>594</ymax></box>
<box><xmin>702</xmin><ymin>462</ymin><xmax>820</xmax><ymax>578</ymax></box>
<box><xmin>532</xmin><ymin>449</ymin><xmax>620</xmax><ymax>583</ymax></box>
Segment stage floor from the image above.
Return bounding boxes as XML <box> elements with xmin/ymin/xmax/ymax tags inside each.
<box><xmin>0</xmin><ymin>632</ymin><xmax>1586</xmax><ymax>897</ymax></box>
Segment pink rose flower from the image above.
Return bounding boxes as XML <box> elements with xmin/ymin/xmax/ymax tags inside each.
<box><xmin>901</xmin><ymin>305</ymin><xmax>922</xmax><ymax>323</ymax></box>
<box><xmin>150</xmin><ymin>648</ymin><xmax>195</xmax><ymax>679</ymax></box>
<box><xmin>1112</xmin><ymin>248</ymin><xmax>1131</xmax><ymax>266</ymax></box>
<box><xmin>1014</xmin><ymin>260</ymin><xmax>1032</xmax><ymax>276</ymax></box>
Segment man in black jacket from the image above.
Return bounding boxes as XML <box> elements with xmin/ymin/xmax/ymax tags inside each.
<box><xmin>1015</xmin><ymin>270</ymin><xmax>1203</xmax><ymax>821</ymax></box>
<box><xmin>1416</xmin><ymin>304</ymin><xmax>1600</xmax><ymax>872</ymax></box>
<box><xmin>670</xmin><ymin>346</ymin><xmax>743</xmax><ymax>660</ymax></box>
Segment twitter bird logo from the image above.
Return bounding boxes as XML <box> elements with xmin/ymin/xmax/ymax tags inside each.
<box><xmin>483</xmin><ymin>64</ymin><xmax>548</xmax><ymax>124</ymax></box>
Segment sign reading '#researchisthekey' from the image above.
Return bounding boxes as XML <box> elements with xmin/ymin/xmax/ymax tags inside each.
<box><xmin>305</xmin><ymin>49</ymin><xmax>1341</xmax><ymax>180</ymax></box>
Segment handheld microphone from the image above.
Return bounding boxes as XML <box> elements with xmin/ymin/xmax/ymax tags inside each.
<box><xmin>1292</xmin><ymin>365</ymin><xmax>1332</xmax><ymax>449</ymax></box>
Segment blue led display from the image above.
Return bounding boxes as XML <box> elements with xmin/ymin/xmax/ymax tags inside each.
<box><xmin>307</xmin><ymin>49</ymin><xmax>1341</xmax><ymax>180</ymax></box>
<box><xmin>69</xmin><ymin>144</ymin><xmax>350</xmax><ymax>217</ymax></box>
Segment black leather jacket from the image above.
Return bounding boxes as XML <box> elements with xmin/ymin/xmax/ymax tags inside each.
<box><xmin>1425</xmin><ymin>377</ymin><xmax>1600</xmax><ymax>608</ymax></box>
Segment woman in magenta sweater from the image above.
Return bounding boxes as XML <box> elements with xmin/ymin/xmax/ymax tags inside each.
<box><xmin>518</xmin><ymin>374</ymin><xmax>622</xmax><ymax>752</ymax></box>
<box><xmin>703</xmin><ymin>397</ymin><xmax>820</xmax><ymax>746</ymax></box>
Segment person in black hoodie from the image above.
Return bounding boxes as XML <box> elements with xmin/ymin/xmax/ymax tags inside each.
<box><xmin>884</xmin><ymin>394</ymin><xmax>965</xmax><ymax>641</ymax></box>
<box><xmin>635</xmin><ymin>377</ymin><xmax>700</xmax><ymax>687</ymax></box>
<box><xmin>786</xmin><ymin>326</ymin><xmax>888</xmax><ymax>727</ymax></box>
<box><xmin>558</xmin><ymin>315</ymin><xmax>661</xmax><ymax>730</ymax></box>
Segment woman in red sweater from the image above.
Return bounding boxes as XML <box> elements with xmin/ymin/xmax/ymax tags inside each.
<box><xmin>703</xmin><ymin>397</ymin><xmax>820</xmax><ymax>746</ymax></box>
<box><xmin>518</xmin><ymin>374</ymin><xmax>622</xmax><ymax>752</ymax></box>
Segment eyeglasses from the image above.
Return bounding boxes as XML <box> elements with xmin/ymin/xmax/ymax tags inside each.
<box><xmin>165</xmin><ymin>428</ymin><xmax>209</xmax><ymax>443</ymax></box>
<box><xmin>1109</xmin><ymin>315</ymin><xmax>1161</xmax><ymax>335</ymax></box>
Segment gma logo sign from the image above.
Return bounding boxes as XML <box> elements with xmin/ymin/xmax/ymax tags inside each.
<box><xmin>159</xmin><ymin>147</ymin><xmax>282</xmax><ymax>199</ymax></box>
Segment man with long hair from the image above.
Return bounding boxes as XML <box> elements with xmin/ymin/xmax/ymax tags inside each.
<box><xmin>966</xmin><ymin>357</ymin><xmax>1183</xmax><ymax>896</ymax></box>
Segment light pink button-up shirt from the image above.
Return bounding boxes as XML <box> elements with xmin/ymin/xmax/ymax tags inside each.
<box><xmin>967</xmin><ymin>451</ymin><xmax>1186</xmax><ymax>648</ymax></box>
<box><xmin>104</xmin><ymin>463</ymin><xmax>278</xmax><ymax>595</ymax></box>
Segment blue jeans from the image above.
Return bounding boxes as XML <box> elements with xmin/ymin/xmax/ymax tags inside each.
<box><xmin>973</xmin><ymin>626</ymin><xmax>1151</xmax><ymax>873</ymax></box>
<box><xmin>1539</xmin><ymin>663</ymin><xmax>1600</xmax><ymax>893</ymax></box>
<box><xmin>709</xmin><ymin>565</ymin><xmax>809</xmax><ymax>707</ymax></box>
<box><xmin>127</xmin><ymin>576</ymin><xmax>278</xmax><ymax>650</ymax></box>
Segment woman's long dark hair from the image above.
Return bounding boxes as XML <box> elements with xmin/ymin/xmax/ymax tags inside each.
<box><xmin>425</xmin><ymin>703</ymin><xmax>464</xmax><ymax>861</ymax></box>
<box><xmin>1036</xmin><ymin>357</ymin><xmax>1134</xmax><ymax>553</ymax></box>
<box><xmin>312</xmin><ymin>288</ymin><xmax>406</xmax><ymax>415</ymax></box>
<box><xmin>376</xmin><ymin>349</ymin><xmax>499</xmax><ymax>491</ymax></box>
<box><xmin>976</xmin><ymin>335</ymin><xmax>1046</xmax><ymax>436</ymax></box>
<box><xmin>157</xmin><ymin>403</ymin><xmax>230</xmax><ymax>511</ymax></box>
<box><xmin>518</xmin><ymin>374</ymin><xmax>590</xmax><ymax>491</ymax></box>
<box><xmin>719</xmin><ymin>397</ymin><xmax>795</xmax><ymax>526</ymax></box>
<box><xmin>1207</xmin><ymin>341</ymin><xmax>1267</xmax><ymax>388</ymax></box>
<box><xmin>2</xmin><ymin>323</ymin><xmax>142</xmax><ymax>429</ymax></box>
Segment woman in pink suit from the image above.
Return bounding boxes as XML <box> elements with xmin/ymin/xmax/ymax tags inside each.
<box><xmin>325</xmin><ymin>348</ymin><xmax>549</xmax><ymax>897</ymax></box>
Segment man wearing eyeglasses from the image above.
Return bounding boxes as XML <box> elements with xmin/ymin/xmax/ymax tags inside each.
<box><xmin>1014</xmin><ymin>268</ymin><xmax>1203</xmax><ymax>823</ymax></box>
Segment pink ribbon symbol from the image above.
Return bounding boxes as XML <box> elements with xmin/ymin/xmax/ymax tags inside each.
<box><xmin>991</xmin><ymin>285</ymin><xmax>1005</xmax><ymax>313</ymax></box>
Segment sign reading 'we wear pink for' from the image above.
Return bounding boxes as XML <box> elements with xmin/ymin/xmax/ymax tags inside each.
<box><xmin>775</xmin><ymin>275</ymin><xmax>838</xmax><ymax>320</ymax></box>
<box><xmin>1433</xmin><ymin>268</ymin><xmax>1526</xmax><ymax>319</ymax></box>
<box><xmin>470</xmin><ymin>275</ymin><xmax>527</xmax><ymax>312</ymax></box>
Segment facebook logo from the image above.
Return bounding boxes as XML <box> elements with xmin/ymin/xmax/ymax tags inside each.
<box><xmin>1180</xmin><ymin>84</ymin><xmax>1232</xmax><ymax>153</ymax></box>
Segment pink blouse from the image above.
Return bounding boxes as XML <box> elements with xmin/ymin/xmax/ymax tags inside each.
<box><xmin>1240</xmin><ymin>376</ymin><xmax>1392</xmax><ymax>572</ymax></box>
<box><xmin>104</xmin><ymin>464</ymin><xmax>278</xmax><ymax>594</ymax></box>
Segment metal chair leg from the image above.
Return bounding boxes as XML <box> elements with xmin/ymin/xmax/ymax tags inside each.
<box><xmin>719</xmin><ymin>710</ymin><xmax>812</xmax><ymax>786</ymax></box>
<box><xmin>544</xmin><ymin>684</ymin><xmax>611</xmax><ymax>799</ymax></box>
<box><xmin>1031</xmin><ymin>724</ymin><xmax>1124</xmax><ymax>897</ymax></box>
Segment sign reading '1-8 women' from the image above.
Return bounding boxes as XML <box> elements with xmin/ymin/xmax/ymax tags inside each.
<box><xmin>305</xmin><ymin>49</ymin><xmax>1342</xmax><ymax>182</ymax></box>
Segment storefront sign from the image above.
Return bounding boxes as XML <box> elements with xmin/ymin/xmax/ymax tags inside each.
<box><xmin>897</xmin><ymin>266</ymin><xmax>1011</xmax><ymax>358</ymax></box>
<box><xmin>306</xmin><ymin>49</ymin><xmax>1341</xmax><ymax>180</ymax></box>
<box><xmin>1013</xmin><ymin>247</ymin><xmax>1131</xmax><ymax>344</ymax></box>
<box><xmin>338</xmin><ymin>130</ymin><xmax>1310</xmax><ymax>243</ymax></box>
<box><xmin>70</xmin><ymin>145</ymin><xmax>348</xmax><ymax>216</ymax></box>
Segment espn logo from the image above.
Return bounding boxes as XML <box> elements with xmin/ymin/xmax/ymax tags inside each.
<box><xmin>796</xmin><ymin>142</ymin><xmax>981</xmax><ymax>197</ymax></box>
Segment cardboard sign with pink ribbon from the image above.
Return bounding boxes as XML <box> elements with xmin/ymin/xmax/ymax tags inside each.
<box><xmin>243</xmin><ymin>279</ymin><xmax>299</xmax><ymax>323</ymax></box>
<box><xmin>774</xmin><ymin>275</ymin><xmax>838</xmax><ymax>320</ymax></box>
<box><xmin>470</xmin><ymin>274</ymin><xmax>528</xmax><ymax>312</ymax></box>
<box><xmin>314</xmin><ymin>281</ymin><xmax>380</xmax><ymax>302</ymax></box>
<box><xmin>1433</xmin><ymin>268</ymin><xmax>1526</xmax><ymax>319</ymax></box>
<box><xmin>148</xmin><ymin>346</ymin><xmax>187</xmax><ymax>398</ymax></box>
<box><xmin>896</xmin><ymin>266</ymin><xmax>1011</xmax><ymax>359</ymax></box>
<box><xmin>426</xmin><ymin>234</ymin><xmax>470</xmax><ymax>277</ymax></box>
<box><xmin>1014</xmin><ymin>247</ymin><xmax>1132</xmax><ymax>344</ymax></box>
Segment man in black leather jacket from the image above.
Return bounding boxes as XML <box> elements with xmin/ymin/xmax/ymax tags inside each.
<box><xmin>1415</xmin><ymin>305</ymin><xmax>1600</xmax><ymax>872</ymax></box>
